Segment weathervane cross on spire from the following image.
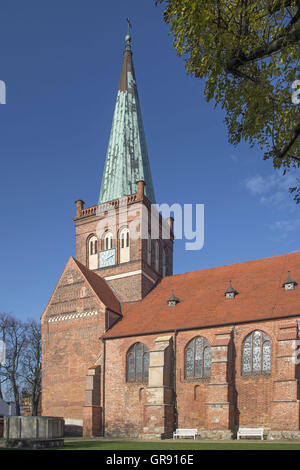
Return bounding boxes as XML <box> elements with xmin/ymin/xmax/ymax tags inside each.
<box><xmin>126</xmin><ymin>17</ymin><xmax>132</xmax><ymax>36</ymax></box>
<box><xmin>125</xmin><ymin>18</ymin><xmax>132</xmax><ymax>48</ymax></box>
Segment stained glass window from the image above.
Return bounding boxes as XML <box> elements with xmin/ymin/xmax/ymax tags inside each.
<box><xmin>262</xmin><ymin>339</ymin><xmax>271</xmax><ymax>373</ymax></box>
<box><xmin>127</xmin><ymin>352</ymin><xmax>134</xmax><ymax>381</ymax></box>
<box><xmin>185</xmin><ymin>348</ymin><xmax>194</xmax><ymax>377</ymax></box>
<box><xmin>184</xmin><ymin>337</ymin><xmax>211</xmax><ymax>379</ymax></box>
<box><xmin>126</xmin><ymin>343</ymin><xmax>149</xmax><ymax>383</ymax></box>
<box><xmin>203</xmin><ymin>346</ymin><xmax>211</xmax><ymax>378</ymax></box>
<box><xmin>242</xmin><ymin>331</ymin><xmax>271</xmax><ymax>376</ymax></box>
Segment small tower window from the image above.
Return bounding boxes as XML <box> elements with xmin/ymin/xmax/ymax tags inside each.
<box><xmin>155</xmin><ymin>241</ymin><xmax>160</xmax><ymax>273</ymax></box>
<box><xmin>88</xmin><ymin>236</ymin><xmax>98</xmax><ymax>270</ymax></box>
<box><xmin>120</xmin><ymin>227</ymin><xmax>130</xmax><ymax>263</ymax></box>
<box><xmin>283</xmin><ymin>272</ymin><xmax>297</xmax><ymax>291</ymax></box>
<box><xmin>104</xmin><ymin>231</ymin><xmax>113</xmax><ymax>250</ymax></box>
<box><xmin>162</xmin><ymin>247</ymin><xmax>167</xmax><ymax>277</ymax></box>
<box><xmin>147</xmin><ymin>235</ymin><xmax>152</xmax><ymax>265</ymax></box>
<box><xmin>225</xmin><ymin>281</ymin><xmax>238</xmax><ymax>299</ymax></box>
<box><xmin>90</xmin><ymin>239</ymin><xmax>98</xmax><ymax>255</ymax></box>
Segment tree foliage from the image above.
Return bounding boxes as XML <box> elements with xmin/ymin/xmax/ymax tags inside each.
<box><xmin>155</xmin><ymin>0</ymin><xmax>300</xmax><ymax>202</ymax></box>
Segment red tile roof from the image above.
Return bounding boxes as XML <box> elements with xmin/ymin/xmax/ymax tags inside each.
<box><xmin>73</xmin><ymin>258</ymin><xmax>121</xmax><ymax>315</ymax></box>
<box><xmin>104</xmin><ymin>252</ymin><xmax>300</xmax><ymax>338</ymax></box>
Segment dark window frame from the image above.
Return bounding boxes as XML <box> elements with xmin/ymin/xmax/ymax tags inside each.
<box><xmin>184</xmin><ymin>336</ymin><xmax>211</xmax><ymax>380</ymax></box>
<box><xmin>89</xmin><ymin>236</ymin><xmax>98</xmax><ymax>255</ymax></box>
<box><xmin>241</xmin><ymin>330</ymin><xmax>272</xmax><ymax>377</ymax></box>
<box><xmin>126</xmin><ymin>343</ymin><xmax>149</xmax><ymax>384</ymax></box>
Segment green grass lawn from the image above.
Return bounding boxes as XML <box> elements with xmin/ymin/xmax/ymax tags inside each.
<box><xmin>59</xmin><ymin>440</ymin><xmax>300</xmax><ymax>450</ymax></box>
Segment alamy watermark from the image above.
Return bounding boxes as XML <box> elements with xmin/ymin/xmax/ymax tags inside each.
<box><xmin>95</xmin><ymin>202</ymin><xmax>204</xmax><ymax>251</ymax></box>
<box><xmin>291</xmin><ymin>340</ymin><xmax>300</xmax><ymax>365</ymax></box>
<box><xmin>0</xmin><ymin>80</ymin><xmax>6</xmax><ymax>104</ymax></box>
<box><xmin>292</xmin><ymin>80</ymin><xmax>300</xmax><ymax>105</ymax></box>
<box><xmin>0</xmin><ymin>340</ymin><xmax>6</xmax><ymax>364</ymax></box>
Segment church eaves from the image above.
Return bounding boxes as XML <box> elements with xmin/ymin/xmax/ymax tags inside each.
<box><xmin>98</xmin><ymin>35</ymin><xmax>156</xmax><ymax>205</ymax></box>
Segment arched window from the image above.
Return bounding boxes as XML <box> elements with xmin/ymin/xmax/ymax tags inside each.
<box><xmin>89</xmin><ymin>237</ymin><xmax>97</xmax><ymax>255</ymax></box>
<box><xmin>103</xmin><ymin>231</ymin><xmax>113</xmax><ymax>251</ymax></box>
<box><xmin>242</xmin><ymin>330</ymin><xmax>271</xmax><ymax>376</ymax></box>
<box><xmin>185</xmin><ymin>337</ymin><xmax>211</xmax><ymax>379</ymax></box>
<box><xmin>120</xmin><ymin>227</ymin><xmax>130</xmax><ymax>263</ymax></box>
<box><xmin>126</xmin><ymin>343</ymin><xmax>149</xmax><ymax>383</ymax></box>
<box><xmin>88</xmin><ymin>235</ymin><xmax>98</xmax><ymax>270</ymax></box>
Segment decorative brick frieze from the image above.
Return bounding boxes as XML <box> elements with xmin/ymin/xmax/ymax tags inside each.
<box><xmin>47</xmin><ymin>311</ymin><xmax>98</xmax><ymax>323</ymax></box>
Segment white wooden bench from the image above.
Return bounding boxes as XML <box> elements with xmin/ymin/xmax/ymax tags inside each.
<box><xmin>173</xmin><ymin>428</ymin><xmax>198</xmax><ymax>440</ymax></box>
<box><xmin>237</xmin><ymin>427</ymin><xmax>264</xmax><ymax>440</ymax></box>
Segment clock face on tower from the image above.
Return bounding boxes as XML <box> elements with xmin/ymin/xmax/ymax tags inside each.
<box><xmin>99</xmin><ymin>249</ymin><xmax>116</xmax><ymax>268</ymax></box>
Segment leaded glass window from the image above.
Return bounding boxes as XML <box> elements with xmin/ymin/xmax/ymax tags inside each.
<box><xmin>184</xmin><ymin>337</ymin><xmax>211</xmax><ymax>379</ymax></box>
<box><xmin>242</xmin><ymin>331</ymin><xmax>271</xmax><ymax>376</ymax></box>
<box><xmin>262</xmin><ymin>341</ymin><xmax>271</xmax><ymax>373</ymax></box>
<box><xmin>126</xmin><ymin>343</ymin><xmax>149</xmax><ymax>383</ymax></box>
<box><xmin>203</xmin><ymin>346</ymin><xmax>212</xmax><ymax>378</ymax></box>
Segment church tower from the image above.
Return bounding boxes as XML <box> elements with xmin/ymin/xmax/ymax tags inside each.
<box><xmin>74</xmin><ymin>34</ymin><xmax>174</xmax><ymax>303</ymax></box>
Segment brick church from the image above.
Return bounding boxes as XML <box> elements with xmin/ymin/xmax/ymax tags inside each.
<box><xmin>41</xmin><ymin>34</ymin><xmax>300</xmax><ymax>440</ymax></box>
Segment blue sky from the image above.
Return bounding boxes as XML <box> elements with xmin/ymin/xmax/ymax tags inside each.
<box><xmin>0</xmin><ymin>0</ymin><xmax>299</xmax><ymax>322</ymax></box>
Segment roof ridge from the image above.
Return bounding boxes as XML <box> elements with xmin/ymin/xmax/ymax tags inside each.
<box><xmin>105</xmin><ymin>251</ymin><xmax>300</xmax><ymax>338</ymax></box>
<box><xmin>161</xmin><ymin>251</ymin><xmax>300</xmax><ymax>281</ymax></box>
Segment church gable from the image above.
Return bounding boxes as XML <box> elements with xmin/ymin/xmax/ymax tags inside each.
<box><xmin>41</xmin><ymin>257</ymin><xmax>121</xmax><ymax>422</ymax></box>
<box><xmin>41</xmin><ymin>257</ymin><xmax>121</xmax><ymax>323</ymax></box>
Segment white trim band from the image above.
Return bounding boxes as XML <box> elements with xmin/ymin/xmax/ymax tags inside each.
<box><xmin>105</xmin><ymin>269</ymin><xmax>156</xmax><ymax>284</ymax></box>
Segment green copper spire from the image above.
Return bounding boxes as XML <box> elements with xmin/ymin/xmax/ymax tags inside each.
<box><xmin>98</xmin><ymin>31</ymin><xmax>156</xmax><ymax>205</ymax></box>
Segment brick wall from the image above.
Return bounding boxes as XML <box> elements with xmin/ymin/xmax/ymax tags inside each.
<box><xmin>41</xmin><ymin>262</ymin><xmax>106</xmax><ymax>426</ymax></box>
<box><xmin>104</xmin><ymin>335</ymin><xmax>158</xmax><ymax>437</ymax></box>
<box><xmin>103</xmin><ymin>318</ymin><xmax>300</xmax><ymax>437</ymax></box>
<box><xmin>22</xmin><ymin>394</ymin><xmax>42</xmax><ymax>416</ymax></box>
<box><xmin>74</xmin><ymin>199</ymin><xmax>173</xmax><ymax>302</ymax></box>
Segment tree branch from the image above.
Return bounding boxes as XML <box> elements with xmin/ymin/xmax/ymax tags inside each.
<box><xmin>226</xmin><ymin>25</ymin><xmax>300</xmax><ymax>74</ymax></box>
<box><xmin>269</xmin><ymin>0</ymin><xmax>300</xmax><ymax>14</ymax></box>
<box><xmin>276</xmin><ymin>6</ymin><xmax>300</xmax><ymax>37</ymax></box>
<box><xmin>274</xmin><ymin>121</ymin><xmax>300</xmax><ymax>161</ymax></box>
